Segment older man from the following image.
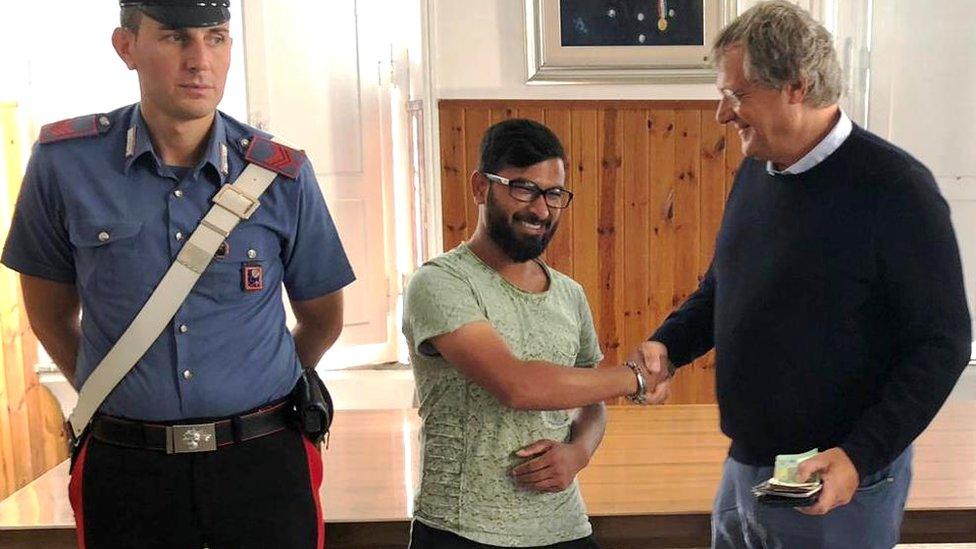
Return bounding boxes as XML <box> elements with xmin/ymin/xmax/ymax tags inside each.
<box><xmin>632</xmin><ymin>2</ymin><xmax>971</xmax><ymax>548</ymax></box>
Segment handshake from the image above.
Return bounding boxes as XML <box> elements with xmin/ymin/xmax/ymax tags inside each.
<box><xmin>624</xmin><ymin>341</ymin><xmax>675</xmax><ymax>405</ymax></box>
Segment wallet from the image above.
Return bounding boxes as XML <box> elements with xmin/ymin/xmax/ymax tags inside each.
<box><xmin>756</xmin><ymin>492</ymin><xmax>820</xmax><ymax>508</ymax></box>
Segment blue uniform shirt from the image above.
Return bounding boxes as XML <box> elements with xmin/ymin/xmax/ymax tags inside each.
<box><xmin>2</xmin><ymin>104</ymin><xmax>356</xmax><ymax>421</ymax></box>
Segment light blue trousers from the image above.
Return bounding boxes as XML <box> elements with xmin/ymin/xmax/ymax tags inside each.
<box><xmin>711</xmin><ymin>446</ymin><xmax>913</xmax><ymax>549</ymax></box>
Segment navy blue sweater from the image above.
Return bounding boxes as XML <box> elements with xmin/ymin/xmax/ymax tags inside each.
<box><xmin>652</xmin><ymin>125</ymin><xmax>971</xmax><ymax>477</ymax></box>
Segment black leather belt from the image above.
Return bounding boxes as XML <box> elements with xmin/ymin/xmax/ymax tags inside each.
<box><xmin>90</xmin><ymin>399</ymin><xmax>291</xmax><ymax>454</ymax></box>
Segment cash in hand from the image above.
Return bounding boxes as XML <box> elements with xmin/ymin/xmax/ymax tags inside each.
<box><xmin>752</xmin><ymin>449</ymin><xmax>823</xmax><ymax>500</ymax></box>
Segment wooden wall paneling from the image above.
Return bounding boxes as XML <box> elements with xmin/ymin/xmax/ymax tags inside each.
<box><xmin>2</xmin><ymin>275</ymin><xmax>47</xmax><ymax>487</ymax></box>
<box><xmin>571</xmin><ymin>110</ymin><xmax>601</xmax><ymax>341</ymax></box>
<box><xmin>544</xmin><ymin>108</ymin><xmax>574</xmax><ymax>277</ymax></box>
<box><xmin>439</xmin><ymin>106</ymin><xmax>466</xmax><ymax>251</ymax></box>
<box><xmin>695</xmin><ymin>110</ymin><xmax>728</xmax><ymax>404</ymax></box>
<box><xmin>20</xmin><ymin>320</ymin><xmax>46</xmax><ymax>486</ymax></box>
<box><xmin>0</xmin><ymin>325</ymin><xmax>14</xmax><ymax>498</ymax></box>
<box><xmin>698</xmin><ymin>111</ymin><xmax>726</xmax><ymax>274</ymax></box>
<box><xmin>0</xmin><ymin>104</ymin><xmax>18</xmax><ymax>498</ymax></box>
<box><xmin>0</xmin><ymin>104</ymin><xmax>68</xmax><ymax>499</ymax></box>
<box><xmin>2</xmin><ymin>297</ymin><xmax>32</xmax><ymax>490</ymax></box>
<box><xmin>672</xmin><ymin>110</ymin><xmax>701</xmax><ymax>309</ymax></box>
<box><xmin>490</xmin><ymin>107</ymin><xmax>515</xmax><ymax>125</ymax></box>
<box><xmin>597</xmin><ymin>109</ymin><xmax>625</xmax><ymax>367</ymax></box>
<box><xmin>516</xmin><ymin>107</ymin><xmax>544</xmax><ymax>124</ymax></box>
<box><xmin>620</xmin><ymin>110</ymin><xmax>651</xmax><ymax>370</ymax></box>
<box><xmin>462</xmin><ymin>109</ymin><xmax>491</xmax><ymax>246</ymax></box>
<box><xmin>671</xmin><ymin>110</ymin><xmax>705</xmax><ymax>403</ymax></box>
<box><xmin>647</xmin><ymin>110</ymin><xmax>676</xmax><ymax>342</ymax></box>
<box><xmin>442</xmin><ymin>99</ymin><xmax>720</xmax><ymax>111</ymax></box>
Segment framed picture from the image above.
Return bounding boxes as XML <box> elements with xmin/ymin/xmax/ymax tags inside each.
<box><xmin>525</xmin><ymin>0</ymin><xmax>738</xmax><ymax>84</ymax></box>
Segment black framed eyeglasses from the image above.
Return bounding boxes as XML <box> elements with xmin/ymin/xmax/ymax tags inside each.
<box><xmin>482</xmin><ymin>172</ymin><xmax>574</xmax><ymax>209</ymax></box>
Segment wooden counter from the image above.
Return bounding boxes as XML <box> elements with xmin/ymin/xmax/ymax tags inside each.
<box><xmin>1</xmin><ymin>404</ymin><xmax>974</xmax><ymax>548</ymax></box>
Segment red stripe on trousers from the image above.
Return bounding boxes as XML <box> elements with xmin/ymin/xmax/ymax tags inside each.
<box><xmin>303</xmin><ymin>437</ymin><xmax>325</xmax><ymax>549</ymax></box>
<box><xmin>68</xmin><ymin>439</ymin><xmax>91</xmax><ymax>549</ymax></box>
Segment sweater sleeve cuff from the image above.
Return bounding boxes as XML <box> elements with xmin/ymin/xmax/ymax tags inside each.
<box><xmin>839</xmin><ymin>440</ymin><xmax>889</xmax><ymax>480</ymax></box>
<box><xmin>650</xmin><ymin>325</ymin><xmax>692</xmax><ymax>368</ymax></box>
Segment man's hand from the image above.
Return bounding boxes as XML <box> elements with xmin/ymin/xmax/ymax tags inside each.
<box><xmin>511</xmin><ymin>439</ymin><xmax>588</xmax><ymax>493</ymax></box>
<box><xmin>626</xmin><ymin>341</ymin><xmax>674</xmax><ymax>404</ymax></box>
<box><xmin>795</xmin><ymin>447</ymin><xmax>860</xmax><ymax>515</ymax></box>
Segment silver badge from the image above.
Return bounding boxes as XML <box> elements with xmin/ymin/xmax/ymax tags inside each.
<box><xmin>125</xmin><ymin>126</ymin><xmax>137</xmax><ymax>157</ymax></box>
<box><xmin>220</xmin><ymin>142</ymin><xmax>229</xmax><ymax>176</ymax></box>
<box><xmin>181</xmin><ymin>428</ymin><xmax>213</xmax><ymax>451</ymax></box>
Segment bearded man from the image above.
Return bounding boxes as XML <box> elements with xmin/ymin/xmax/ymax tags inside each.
<box><xmin>402</xmin><ymin>119</ymin><xmax>669</xmax><ymax>548</ymax></box>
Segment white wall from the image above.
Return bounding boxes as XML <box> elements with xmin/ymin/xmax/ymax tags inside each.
<box><xmin>432</xmin><ymin>0</ymin><xmax>721</xmax><ymax>100</ymax></box>
<box><xmin>0</xmin><ymin>1</ymin><xmax>247</xmax><ymax>131</ymax></box>
<box><xmin>430</xmin><ymin>0</ymin><xmax>844</xmax><ymax>101</ymax></box>
<box><xmin>869</xmin><ymin>0</ymin><xmax>976</xmax><ymax>343</ymax></box>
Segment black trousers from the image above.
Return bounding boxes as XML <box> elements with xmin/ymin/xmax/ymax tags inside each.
<box><xmin>409</xmin><ymin>520</ymin><xmax>601</xmax><ymax>549</ymax></box>
<box><xmin>69</xmin><ymin>425</ymin><xmax>324</xmax><ymax>549</ymax></box>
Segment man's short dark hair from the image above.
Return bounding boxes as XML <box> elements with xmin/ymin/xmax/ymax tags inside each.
<box><xmin>120</xmin><ymin>6</ymin><xmax>144</xmax><ymax>32</ymax></box>
<box><xmin>478</xmin><ymin>119</ymin><xmax>565</xmax><ymax>174</ymax></box>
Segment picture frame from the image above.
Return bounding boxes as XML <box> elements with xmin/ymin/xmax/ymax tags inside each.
<box><xmin>525</xmin><ymin>0</ymin><xmax>738</xmax><ymax>84</ymax></box>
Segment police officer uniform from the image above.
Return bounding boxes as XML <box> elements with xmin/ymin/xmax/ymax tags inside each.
<box><xmin>1</xmin><ymin>3</ymin><xmax>354</xmax><ymax>548</ymax></box>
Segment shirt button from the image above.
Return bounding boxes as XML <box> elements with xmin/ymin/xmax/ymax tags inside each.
<box><xmin>179</xmin><ymin>324</ymin><xmax>188</xmax><ymax>333</ymax></box>
<box><xmin>182</xmin><ymin>370</ymin><xmax>193</xmax><ymax>380</ymax></box>
<box><xmin>247</xmin><ymin>249</ymin><xmax>257</xmax><ymax>259</ymax></box>
<box><xmin>174</xmin><ymin>189</ymin><xmax>184</xmax><ymax>198</ymax></box>
<box><xmin>175</xmin><ymin>231</ymin><xmax>184</xmax><ymax>241</ymax></box>
<box><xmin>98</xmin><ymin>231</ymin><xmax>110</xmax><ymax>242</ymax></box>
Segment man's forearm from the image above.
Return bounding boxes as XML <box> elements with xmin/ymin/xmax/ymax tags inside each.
<box><xmin>290</xmin><ymin>290</ymin><xmax>345</xmax><ymax>370</ymax></box>
<box><xmin>503</xmin><ymin>362</ymin><xmax>637</xmax><ymax>410</ymax></box>
<box><xmin>292</xmin><ymin>321</ymin><xmax>341</xmax><ymax>370</ymax></box>
<box><xmin>650</xmin><ymin>264</ymin><xmax>716</xmax><ymax>368</ymax></box>
<box><xmin>839</xmin><ymin>335</ymin><xmax>970</xmax><ymax>478</ymax></box>
<box><xmin>20</xmin><ymin>275</ymin><xmax>82</xmax><ymax>385</ymax></box>
<box><xmin>569</xmin><ymin>402</ymin><xmax>607</xmax><ymax>464</ymax></box>
<box><xmin>36</xmin><ymin>321</ymin><xmax>80</xmax><ymax>384</ymax></box>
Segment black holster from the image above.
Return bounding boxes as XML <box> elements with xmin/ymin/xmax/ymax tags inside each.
<box><xmin>290</xmin><ymin>368</ymin><xmax>334</xmax><ymax>444</ymax></box>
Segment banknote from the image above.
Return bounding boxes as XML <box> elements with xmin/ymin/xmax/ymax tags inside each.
<box><xmin>773</xmin><ymin>449</ymin><xmax>820</xmax><ymax>485</ymax></box>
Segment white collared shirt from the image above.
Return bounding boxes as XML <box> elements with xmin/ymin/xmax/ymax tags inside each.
<box><xmin>766</xmin><ymin>110</ymin><xmax>853</xmax><ymax>175</ymax></box>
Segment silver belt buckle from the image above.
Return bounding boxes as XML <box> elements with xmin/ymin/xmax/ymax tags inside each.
<box><xmin>166</xmin><ymin>423</ymin><xmax>218</xmax><ymax>454</ymax></box>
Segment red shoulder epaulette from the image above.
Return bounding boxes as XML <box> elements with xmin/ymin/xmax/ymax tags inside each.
<box><xmin>244</xmin><ymin>135</ymin><xmax>306</xmax><ymax>180</ymax></box>
<box><xmin>39</xmin><ymin>114</ymin><xmax>110</xmax><ymax>144</ymax></box>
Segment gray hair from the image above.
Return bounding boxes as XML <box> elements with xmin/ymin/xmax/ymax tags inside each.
<box><xmin>712</xmin><ymin>0</ymin><xmax>842</xmax><ymax>107</ymax></box>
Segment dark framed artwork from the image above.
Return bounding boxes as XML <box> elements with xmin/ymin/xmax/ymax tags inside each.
<box><xmin>525</xmin><ymin>0</ymin><xmax>737</xmax><ymax>83</ymax></box>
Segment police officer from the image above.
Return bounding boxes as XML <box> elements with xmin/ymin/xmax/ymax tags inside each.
<box><xmin>1</xmin><ymin>2</ymin><xmax>354</xmax><ymax>548</ymax></box>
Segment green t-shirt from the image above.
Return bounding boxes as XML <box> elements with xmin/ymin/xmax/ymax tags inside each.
<box><xmin>402</xmin><ymin>244</ymin><xmax>604</xmax><ymax>547</ymax></box>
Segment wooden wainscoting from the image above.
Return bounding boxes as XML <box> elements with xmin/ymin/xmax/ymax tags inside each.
<box><xmin>438</xmin><ymin>99</ymin><xmax>744</xmax><ymax>405</ymax></box>
<box><xmin>0</xmin><ymin>103</ymin><xmax>69</xmax><ymax>500</ymax></box>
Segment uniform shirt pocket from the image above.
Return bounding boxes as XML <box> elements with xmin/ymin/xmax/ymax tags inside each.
<box><xmin>67</xmin><ymin>219</ymin><xmax>144</xmax><ymax>293</ymax></box>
